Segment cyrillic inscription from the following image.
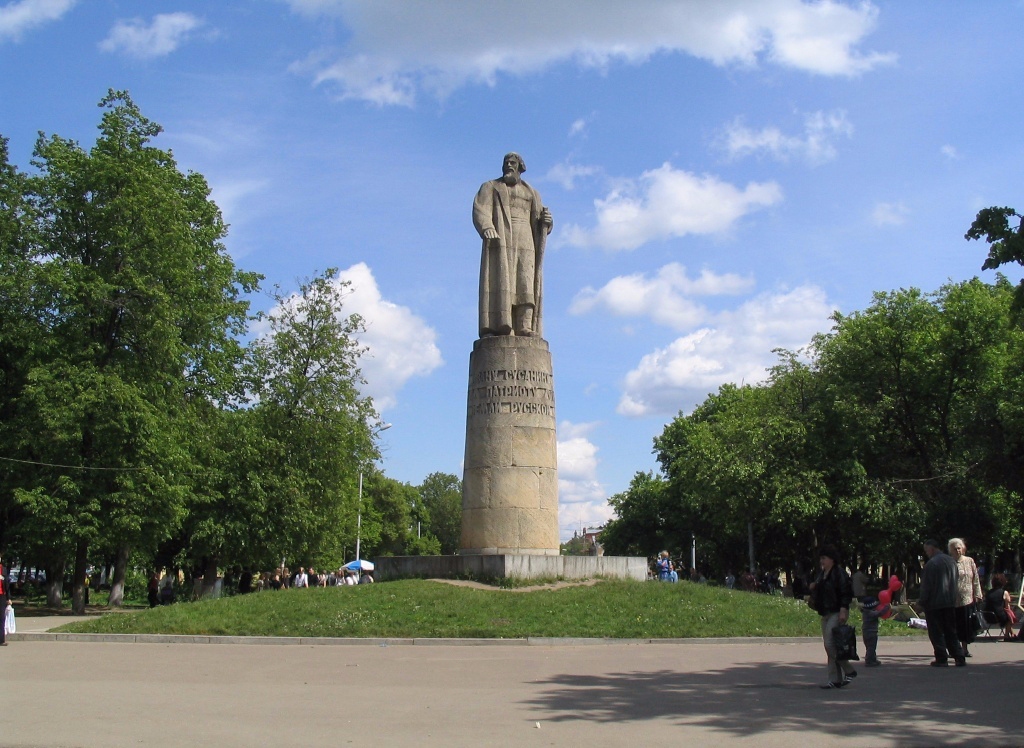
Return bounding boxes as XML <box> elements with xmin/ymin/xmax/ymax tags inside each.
<box><xmin>468</xmin><ymin>368</ymin><xmax>555</xmax><ymax>418</ymax></box>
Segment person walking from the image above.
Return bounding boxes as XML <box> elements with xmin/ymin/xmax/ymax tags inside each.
<box><xmin>147</xmin><ymin>572</ymin><xmax>160</xmax><ymax>608</ymax></box>
<box><xmin>948</xmin><ymin>538</ymin><xmax>983</xmax><ymax>657</ymax></box>
<box><xmin>859</xmin><ymin>595</ymin><xmax>886</xmax><ymax>667</ymax></box>
<box><xmin>809</xmin><ymin>545</ymin><xmax>856</xmax><ymax>688</ymax></box>
<box><xmin>919</xmin><ymin>539</ymin><xmax>965</xmax><ymax>667</ymax></box>
<box><xmin>851</xmin><ymin>567</ymin><xmax>869</xmax><ymax>599</ymax></box>
<box><xmin>985</xmin><ymin>573</ymin><xmax>1017</xmax><ymax>640</ymax></box>
<box><xmin>0</xmin><ymin>553</ymin><xmax>8</xmax><ymax>646</ymax></box>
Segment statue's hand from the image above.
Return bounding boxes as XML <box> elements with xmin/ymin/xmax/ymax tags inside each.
<box><xmin>482</xmin><ymin>228</ymin><xmax>498</xmax><ymax>240</ymax></box>
<box><xmin>541</xmin><ymin>208</ymin><xmax>553</xmax><ymax>227</ymax></box>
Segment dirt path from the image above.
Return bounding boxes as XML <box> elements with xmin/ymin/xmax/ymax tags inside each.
<box><xmin>426</xmin><ymin>577</ymin><xmax>603</xmax><ymax>593</ymax></box>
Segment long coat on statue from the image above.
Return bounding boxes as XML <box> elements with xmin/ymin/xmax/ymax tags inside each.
<box><xmin>473</xmin><ymin>178</ymin><xmax>549</xmax><ymax>337</ymax></box>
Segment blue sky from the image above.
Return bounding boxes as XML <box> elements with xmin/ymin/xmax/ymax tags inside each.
<box><xmin>3</xmin><ymin>1</ymin><xmax>1023</xmax><ymax>541</ymax></box>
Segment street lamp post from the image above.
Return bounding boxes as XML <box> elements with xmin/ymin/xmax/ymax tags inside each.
<box><xmin>355</xmin><ymin>422</ymin><xmax>391</xmax><ymax>562</ymax></box>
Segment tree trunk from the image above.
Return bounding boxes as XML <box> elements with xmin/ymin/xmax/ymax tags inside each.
<box><xmin>45</xmin><ymin>558</ymin><xmax>66</xmax><ymax>608</ymax></box>
<box><xmin>201</xmin><ymin>556</ymin><xmax>219</xmax><ymax>598</ymax></box>
<box><xmin>747</xmin><ymin>521</ymin><xmax>756</xmax><ymax>573</ymax></box>
<box><xmin>108</xmin><ymin>545</ymin><xmax>130</xmax><ymax>607</ymax></box>
<box><xmin>71</xmin><ymin>540</ymin><xmax>89</xmax><ymax>614</ymax></box>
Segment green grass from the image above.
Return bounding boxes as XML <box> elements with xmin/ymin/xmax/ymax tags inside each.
<box><xmin>53</xmin><ymin>580</ymin><xmax>922</xmax><ymax>639</ymax></box>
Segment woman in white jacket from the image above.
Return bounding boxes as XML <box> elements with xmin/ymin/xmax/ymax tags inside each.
<box><xmin>949</xmin><ymin>538</ymin><xmax>983</xmax><ymax>657</ymax></box>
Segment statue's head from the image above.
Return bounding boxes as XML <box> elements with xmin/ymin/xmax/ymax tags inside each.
<box><xmin>502</xmin><ymin>152</ymin><xmax>526</xmax><ymax>175</ymax></box>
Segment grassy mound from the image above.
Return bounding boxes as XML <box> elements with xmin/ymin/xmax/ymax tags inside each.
<box><xmin>54</xmin><ymin>579</ymin><xmax>920</xmax><ymax>639</ymax></box>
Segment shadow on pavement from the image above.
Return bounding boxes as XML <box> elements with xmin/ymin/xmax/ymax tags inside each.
<box><xmin>9</xmin><ymin>602</ymin><xmax>132</xmax><ymax>617</ymax></box>
<box><xmin>525</xmin><ymin>653</ymin><xmax>1024</xmax><ymax>746</ymax></box>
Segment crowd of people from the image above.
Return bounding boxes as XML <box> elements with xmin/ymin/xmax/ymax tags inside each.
<box><xmin>649</xmin><ymin>538</ymin><xmax>1021</xmax><ymax>690</ymax></box>
<box><xmin>806</xmin><ymin>537</ymin><xmax>1023</xmax><ymax>690</ymax></box>
<box><xmin>651</xmin><ymin>552</ymin><xmax>713</xmax><ymax>586</ymax></box>
<box><xmin>146</xmin><ymin>565</ymin><xmax>375</xmax><ymax>607</ymax></box>
<box><xmin>278</xmin><ymin>566</ymin><xmax>373</xmax><ymax>589</ymax></box>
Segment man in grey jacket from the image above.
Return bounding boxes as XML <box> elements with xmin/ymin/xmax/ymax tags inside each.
<box><xmin>919</xmin><ymin>538</ymin><xmax>965</xmax><ymax>667</ymax></box>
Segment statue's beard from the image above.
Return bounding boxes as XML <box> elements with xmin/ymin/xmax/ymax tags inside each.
<box><xmin>502</xmin><ymin>171</ymin><xmax>520</xmax><ymax>186</ymax></box>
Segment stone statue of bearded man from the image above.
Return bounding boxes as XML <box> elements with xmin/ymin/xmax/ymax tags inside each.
<box><xmin>472</xmin><ymin>152</ymin><xmax>553</xmax><ymax>338</ymax></box>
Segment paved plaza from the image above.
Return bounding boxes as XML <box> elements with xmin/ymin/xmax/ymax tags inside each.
<box><xmin>2</xmin><ymin>631</ymin><xmax>1023</xmax><ymax>747</ymax></box>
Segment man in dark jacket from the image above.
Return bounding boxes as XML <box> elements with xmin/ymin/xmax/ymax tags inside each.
<box><xmin>919</xmin><ymin>538</ymin><xmax>965</xmax><ymax>667</ymax></box>
<box><xmin>811</xmin><ymin>545</ymin><xmax>856</xmax><ymax>688</ymax></box>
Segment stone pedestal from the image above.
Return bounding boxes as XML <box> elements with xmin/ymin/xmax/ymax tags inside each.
<box><xmin>375</xmin><ymin>554</ymin><xmax>648</xmax><ymax>582</ymax></box>
<box><xmin>460</xmin><ymin>336</ymin><xmax>559</xmax><ymax>555</ymax></box>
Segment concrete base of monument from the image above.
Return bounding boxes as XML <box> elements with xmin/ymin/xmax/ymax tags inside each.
<box><xmin>462</xmin><ymin>336</ymin><xmax>560</xmax><ymax>553</ymax></box>
<box><xmin>374</xmin><ymin>554</ymin><xmax>648</xmax><ymax>582</ymax></box>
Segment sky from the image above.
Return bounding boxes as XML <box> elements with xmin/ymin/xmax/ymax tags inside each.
<box><xmin>3</xmin><ymin>0</ymin><xmax>1024</xmax><ymax>542</ymax></box>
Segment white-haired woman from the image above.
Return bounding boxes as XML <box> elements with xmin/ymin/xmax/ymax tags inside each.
<box><xmin>949</xmin><ymin>538</ymin><xmax>983</xmax><ymax>657</ymax></box>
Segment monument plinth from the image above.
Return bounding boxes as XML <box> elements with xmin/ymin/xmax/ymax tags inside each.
<box><xmin>461</xmin><ymin>335</ymin><xmax>559</xmax><ymax>554</ymax></box>
<box><xmin>375</xmin><ymin>153</ymin><xmax>644</xmax><ymax>581</ymax></box>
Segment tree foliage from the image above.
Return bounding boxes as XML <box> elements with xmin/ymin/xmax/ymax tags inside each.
<box><xmin>967</xmin><ymin>206</ymin><xmax>1024</xmax><ymax>312</ymax></box>
<box><xmin>604</xmin><ymin>273</ymin><xmax>1024</xmax><ymax>580</ymax></box>
<box><xmin>1</xmin><ymin>92</ymin><xmax>260</xmax><ymax>610</ymax></box>
<box><xmin>0</xmin><ymin>93</ymin><xmax>418</xmax><ymax>607</ymax></box>
<box><xmin>416</xmin><ymin>472</ymin><xmax>462</xmax><ymax>555</ymax></box>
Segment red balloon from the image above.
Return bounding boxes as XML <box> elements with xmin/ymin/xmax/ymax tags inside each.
<box><xmin>889</xmin><ymin>575</ymin><xmax>903</xmax><ymax>592</ymax></box>
<box><xmin>880</xmin><ymin>604</ymin><xmax>894</xmax><ymax>620</ymax></box>
<box><xmin>878</xmin><ymin>589</ymin><xmax>892</xmax><ymax>605</ymax></box>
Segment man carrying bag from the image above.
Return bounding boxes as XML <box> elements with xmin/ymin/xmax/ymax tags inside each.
<box><xmin>810</xmin><ymin>546</ymin><xmax>857</xmax><ymax>688</ymax></box>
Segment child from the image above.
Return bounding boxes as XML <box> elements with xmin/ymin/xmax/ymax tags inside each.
<box><xmin>4</xmin><ymin>600</ymin><xmax>15</xmax><ymax>639</ymax></box>
<box><xmin>859</xmin><ymin>595</ymin><xmax>890</xmax><ymax>666</ymax></box>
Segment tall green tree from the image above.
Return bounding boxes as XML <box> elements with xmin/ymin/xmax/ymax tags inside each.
<box><xmin>9</xmin><ymin>91</ymin><xmax>258</xmax><ymax>610</ymax></box>
<box><xmin>610</xmin><ymin>278</ymin><xmax>1021</xmax><ymax>579</ymax></box>
<box><xmin>814</xmin><ymin>280</ymin><xmax>1013</xmax><ymax>550</ymax></box>
<box><xmin>359</xmin><ymin>472</ymin><xmax>423</xmax><ymax>557</ymax></box>
<box><xmin>181</xmin><ymin>269</ymin><xmax>378</xmax><ymax>585</ymax></box>
<box><xmin>655</xmin><ymin>382</ymin><xmax>831</xmax><ymax>574</ymax></box>
<box><xmin>0</xmin><ymin>137</ymin><xmax>37</xmax><ymax>555</ymax></box>
<box><xmin>600</xmin><ymin>471</ymin><xmax>670</xmax><ymax>559</ymax></box>
<box><xmin>417</xmin><ymin>472</ymin><xmax>462</xmax><ymax>555</ymax></box>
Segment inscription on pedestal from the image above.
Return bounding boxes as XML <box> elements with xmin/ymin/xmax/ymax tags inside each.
<box><xmin>467</xmin><ymin>368</ymin><xmax>555</xmax><ymax>418</ymax></box>
<box><xmin>461</xmin><ymin>336</ymin><xmax>559</xmax><ymax>554</ymax></box>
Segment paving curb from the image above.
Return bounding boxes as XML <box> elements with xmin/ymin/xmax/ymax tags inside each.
<box><xmin>7</xmin><ymin>632</ymin><xmax>827</xmax><ymax>646</ymax></box>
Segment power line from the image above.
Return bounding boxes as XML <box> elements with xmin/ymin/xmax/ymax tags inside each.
<box><xmin>0</xmin><ymin>455</ymin><xmax>149</xmax><ymax>472</ymax></box>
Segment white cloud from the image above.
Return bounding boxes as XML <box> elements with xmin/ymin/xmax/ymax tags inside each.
<box><xmin>0</xmin><ymin>0</ymin><xmax>74</xmax><ymax>42</ymax></box>
<box><xmin>558</xmin><ymin>421</ymin><xmax>600</xmax><ymax>481</ymax></box>
<box><xmin>545</xmin><ymin>161</ymin><xmax>601</xmax><ymax>191</ymax></box>
<box><xmin>570</xmin><ymin>263</ymin><xmax>754</xmax><ymax>330</ymax></box>
<box><xmin>940</xmin><ymin>144</ymin><xmax>959</xmax><ymax>160</ymax></box>
<box><xmin>871</xmin><ymin>201</ymin><xmax>910</xmax><ymax>226</ymax></box>
<box><xmin>337</xmin><ymin>263</ymin><xmax>444</xmax><ymax>410</ymax></box>
<box><xmin>259</xmin><ymin>264</ymin><xmax>443</xmax><ymax>411</ymax></box>
<box><xmin>556</xmin><ymin>421</ymin><xmax>612</xmax><ymax>541</ymax></box>
<box><xmin>722</xmin><ymin>110</ymin><xmax>853</xmax><ymax>164</ymax></box>
<box><xmin>99</xmin><ymin>12</ymin><xmax>203</xmax><ymax>59</ymax></box>
<box><xmin>281</xmin><ymin>0</ymin><xmax>894</xmax><ymax>106</ymax></box>
<box><xmin>568</xmin><ymin>118</ymin><xmax>589</xmax><ymax>137</ymax></box>
<box><xmin>561</xmin><ymin>163</ymin><xmax>782</xmax><ymax>251</ymax></box>
<box><xmin>559</xmin><ymin>499</ymin><xmax>615</xmax><ymax>542</ymax></box>
<box><xmin>617</xmin><ymin>285</ymin><xmax>835</xmax><ymax>417</ymax></box>
<box><xmin>209</xmin><ymin>178</ymin><xmax>271</xmax><ymax>240</ymax></box>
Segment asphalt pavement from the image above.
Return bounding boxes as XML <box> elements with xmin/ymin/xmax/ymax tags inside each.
<box><xmin>2</xmin><ymin>632</ymin><xmax>1023</xmax><ymax>747</ymax></box>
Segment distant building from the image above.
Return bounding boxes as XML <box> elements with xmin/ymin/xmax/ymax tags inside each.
<box><xmin>583</xmin><ymin>526</ymin><xmax>605</xmax><ymax>556</ymax></box>
<box><xmin>562</xmin><ymin>525</ymin><xmax>606</xmax><ymax>556</ymax></box>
